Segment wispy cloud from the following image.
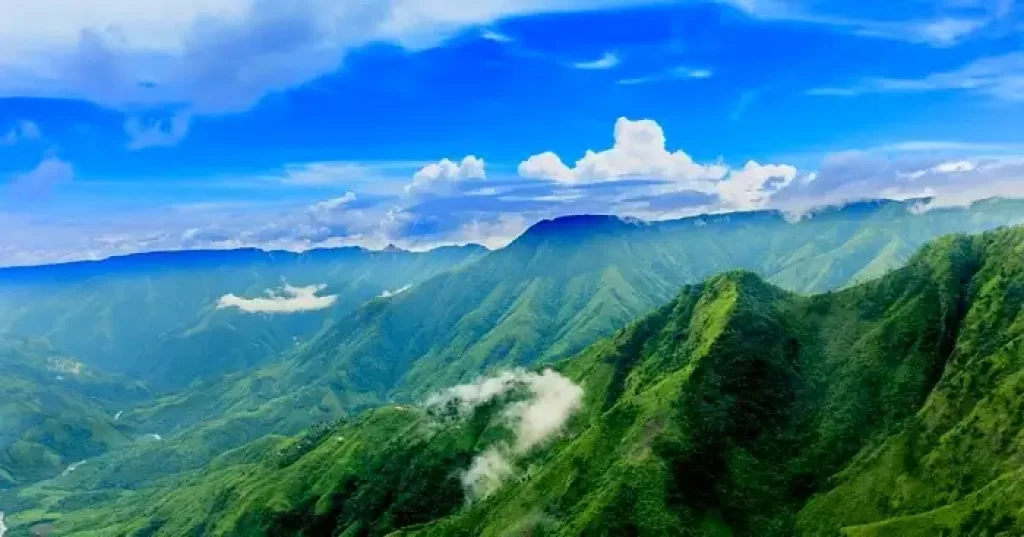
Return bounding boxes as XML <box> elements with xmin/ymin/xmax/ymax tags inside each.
<box><xmin>809</xmin><ymin>52</ymin><xmax>1024</xmax><ymax>101</ymax></box>
<box><xmin>731</xmin><ymin>90</ymin><xmax>759</xmax><ymax>120</ymax></box>
<box><xmin>867</xmin><ymin>140</ymin><xmax>1024</xmax><ymax>154</ymax></box>
<box><xmin>216</xmin><ymin>283</ymin><xmax>337</xmax><ymax>314</ymax></box>
<box><xmin>480</xmin><ymin>28</ymin><xmax>513</xmax><ymax>43</ymax></box>
<box><xmin>617</xmin><ymin>65</ymin><xmax>712</xmax><ymax>85</ymax></box>
<box><xmin>278</xmin><ymin>160</ymin><xmax>424</xmax><ymax>188</ymax></box>
<box><xmin>6</xmin><ymin>156</ymin><xmax>74</xmax><ymax>200</ymax></box>
<box><xmin>572</xmin><ymin>52</ymin><xmax>620</xmax><ymax>70</ymax></box>
<box><xmin>723</xmin><ymin>1</ymin><xmax>999</xmax><ymax>47</ymax></box>
<box><xmin>0</xmin><ymin>0</ymin><xmax>665</xmax><ymax>124</ymax></box>
<box><xmin>1</xmin><ymin>120</ymin><xmax>42</xmax><ymax>145</ymax></box>
<box><xmin>379</xmin><ymin>284</ymin><xmax>412</xmax><ymax>298</ymax></box>
<box><xmin>426</xmin><ymin>368</ymin><xmax>584</xmax><ymax>501</ymax></box>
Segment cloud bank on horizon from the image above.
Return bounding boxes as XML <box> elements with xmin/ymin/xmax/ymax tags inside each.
<box><xmin>2</xmin><ymin>116</ymin><xmax>1024</xmax><ymax>267</ymax></box>
<box><xmin>0</xmin><ymin>0</ymin><xmax>1021</xmax><ymax>266</ymax></box>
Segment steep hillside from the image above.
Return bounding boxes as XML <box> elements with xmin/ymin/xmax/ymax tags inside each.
<box><xmin>0</xmin><ymin>245</ymin><xmax>486</xmax><ymax>389</ymax></box>
<box><xmin>0</xmin><ymin>338</ymin><xmax>150</xmax><ymax>488</ymax></box>
<box><xmin>17</xmin><ymin>199</ymin><xmax>1021</xmax><ymax>498</ymax></box>
<box><xmin>129</xmin><ymin>199</ymin><xmax>1024</xmax><ymax>428</ymax></box>
<box><xmin>797</xmin><ymin>227</ymin><xmax>1024</xmax><ymax>536</ymax></box>
<box><xmin>15</xmin><ymin>226</ymin><xmax>1024</xmax><ymax>537</ymax></box>
<box><xmin>259</xmin><ymin>198</ymin><xmax>1024</xmax><ymax>405</ymax></box>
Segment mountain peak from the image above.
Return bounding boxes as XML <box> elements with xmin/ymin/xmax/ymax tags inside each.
<box><xmin>515</xmin><ymin>215</ymin><xmax>646</xmax><ymax>243</ymax></box>
<box><xmin>381</xmin><ymin>243</ymin><xmax>406</xmax><ymax>253</ymax></box>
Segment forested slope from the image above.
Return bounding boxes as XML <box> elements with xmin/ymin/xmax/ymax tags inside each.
<box><xmin>14</xmin><ymin>226</ymin><xmax>1024</xmax><ymax>537</ymax></box>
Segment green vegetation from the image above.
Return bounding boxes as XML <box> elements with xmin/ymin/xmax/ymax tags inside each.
<box><xmin>4</xmin><ymin>198</ymin><xmax>1023</xmax><ymax>519</ymax></box>
<box><xmin>0</xmin><ymin>338</ymin><xmax>148</xmax><ymax>488</ymax></box>
<box><xmin>9</xmin><ymin>224</ymin><xmax>1024</xmax><ymax>536</ymax></box>
<box><xmin>0</xmin><ymin>245</ymin><xmax>487</xmax><ymax>390</ymax></box>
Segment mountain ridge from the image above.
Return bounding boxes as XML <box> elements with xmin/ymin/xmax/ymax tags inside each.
<box><xmin>19</xmin><ymin>197</ymin><xmax>1020</xmax><ymax>497</ymax></box>
<box><xmin>20</xmin><ymin>226</ymin><xmax>1024</xmax><ymax>536</ymax></box>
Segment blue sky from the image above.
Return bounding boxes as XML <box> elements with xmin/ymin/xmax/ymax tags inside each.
<box><xmin>1</xmin><ymin>0</ymin><xmax>1023</xmax><ymax>265</ymax></box>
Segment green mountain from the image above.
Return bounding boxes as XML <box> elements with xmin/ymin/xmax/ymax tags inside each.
<box><xmin>6</xmin><ymin>198</ymin><xmax>1019</xmax><ymax>501</ymax></box>
<box><xmin>0</xmin><ymin>338</ymin><xmax>149</xmax><ymax>488</ymax></box>
<box><xmin>15</xmin><ymin>225</ymin><xmax>1024</xmax><ymax>536</ymax></box>
<box><xmin>0</xmin><ymin>245</ymin><xmax>486</xmax><ymax>390</ymax></box>
<box><xmin>121</xmin><ymin>199</ymin><xmax>1024</xmax><ymax>430</ymax></box>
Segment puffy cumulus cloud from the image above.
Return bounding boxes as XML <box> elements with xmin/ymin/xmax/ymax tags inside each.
<box><xmin>518</xmin><ymin>117</ymin><xmax>728</xmax><ymax>185</ymax></box>
<box><xmin>406</xmin><ymin>156</ymin><xmax>486</xmax><ymax>195</ymax></box>
<box><xmin>716</xmin><ymin>161</ymin><xmax>799</xmax><ymax>209</ymax></box>
<box><xmin>426</xmin><ymin>368</ymin><xmax>584</xmax><ymax>501</ymax></box>
<box><xmin>216</xmin><ymin>283</ymin><xmax>337</xmax><ymax>314</ymax></box>
<box><xmin>516</xmin><ymin>117</ymin><xmax>798</xmax><ymax>211</ymax></box>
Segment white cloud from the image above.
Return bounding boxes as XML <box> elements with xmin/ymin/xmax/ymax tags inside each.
<box><xmin>425</xmin><ymin>369</ymin><xmax>526</xmax><ymax>412</ymax></box>
<box><xmin>933</xmin><ymin>160</ymin><xmax>977</xmax><ymax>174</ymax></box>
<box><xmin>460</xmin><ymin>446</ymin><xmax>515</xmax><ymax>501</ymax></box>
<box><xmin>573</xmin><ymin>52</ymin><xmax>619</xmax><ymax>70</ymax></box>
<box><xmin>427</xmin><ymin>368</ymin><xmax>584</xmax><ymax>501</ymax></box>
<box><xmin>379</xmin><ymin>284</ymin><xmax>412</xmax><ymax>298</ymax></box>
<box><xmin>1</xmin><ymin>120</ymin><xmax>41</xmax><ymax>145</ymax></box>
<box><xmin>868</xmin><ymin>140</ymin><xmax>1024</xmax><ymax>154</ymax></box>
<box><xmin>809</xmin><ymin>52</ymin><xmax>1024</xmax><ymax>101</ymax></box>
<box><xmin>0</xmin><ymin>0</ymin><xmax>662</xmax><ymax>118</ymax></box>
<box><xmin>518</xmin><ymin>117</ymin><xmax>728</xmax><ymax>185</ymax></box>
<box><xmin>724</xmin><ymin>1</ymin><xmax>997</xmax><ymax>47</ymax></box>
<box><xmin>503</xmin><ymin>369</ymin><xmax>585</xmax><ymax>452</ymax></box>
<box><xmin>125</xmin><ymin>112</ymin><xmax>191</xmax><ymax>150</ymax></box>
<box><xmin>480</xmin><ymin>28</ymin><xmax>513</xmax><ymax>43</ymax></box>
<box><xmin>916</xmin><ymin>17</ymin><xmax>987</xmax><ymax>47</ymax></box>
<box><xmin>6</xmin><ymin>156</ymin><xmax>74</xmax><ymax>199</ymax></box>
<box><xmin>277</xmin><ymin>160</ymin><xmax>424</xmax><ymax>188</ymax></box>
<box><xmin>516</xmin><ymin>118</ymin><xmax>802</xmax><ymax>210</ymax></box>
<box><xmin>716</xmin><ymin>160</ymin><xmax>798</xmax><ymax>209</ymax></box>
<box><xmin>771</xmin><ymin>152</ymin><xmax>1024</xmax><ymax>214</ymax></box>
<box><xmin>617</xmin><ymin>65</ymin><xmax>712</xmax><ymax>85</ymax></box>
<box><xmin>216</xmin><ymin>283</ymin><xmax>338</xmax><ymax>314</ymax></box>
<box><xmin>407</xmin><ymin>156</ymin><xmax>486</xmax><ymax>195</ymax></box>
<box><xmin>308</xmin><ymin>192</ymin><xmax>357</xmax><ymax>216</ymax></box>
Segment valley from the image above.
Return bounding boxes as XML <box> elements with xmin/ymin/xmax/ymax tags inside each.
<box><xmin>2</xmin><ymin>199</ymin><xmax>1024</xmax><ymax>536</ymax></box>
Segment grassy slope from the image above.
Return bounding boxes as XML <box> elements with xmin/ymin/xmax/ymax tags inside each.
<box><xmin>0</xmin><ymin>339</ymin><xmax>150</xmax><ymax>488</ymax></box>
<box><xmin>0</xmin><ymin>246</ymin><xmax>486</xmax><ymax>390</ymax></box>
<box><xmin>9</xmin><ymin>199</ymin><xmax>1021</xmax><ymax>508</ymax></box>
<box><xmin>798</xmin><ymin>228</ymin><xmax>1024</xmax><ymax>536</ymax></box>
<box><xmin>20</xmin><ymin>226</ymin><xmax>1024</xmax><ymax>536</ymax></box>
